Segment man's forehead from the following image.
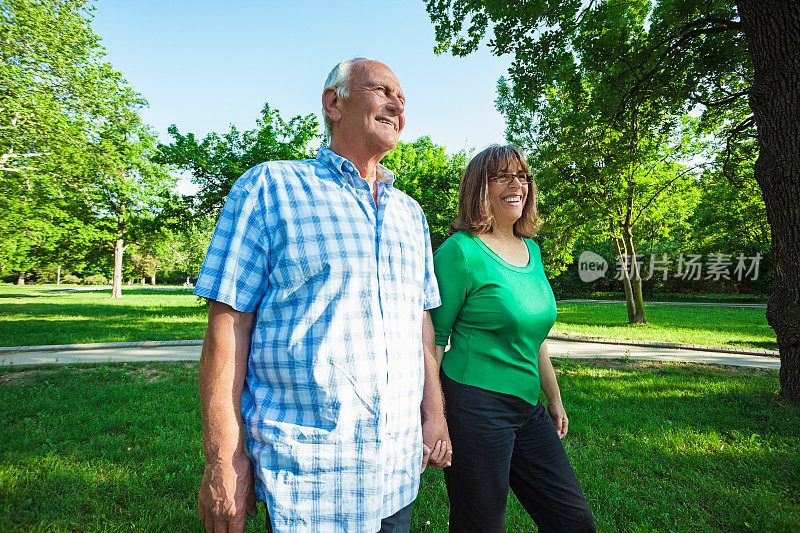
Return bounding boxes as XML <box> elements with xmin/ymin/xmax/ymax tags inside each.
<box><xmin>353</xmin><ymin>61</ymin><xmax>402</xmax><ymax>88</ymax></box>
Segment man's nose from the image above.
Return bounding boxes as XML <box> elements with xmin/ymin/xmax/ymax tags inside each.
<box><xmin>387</xmin><ymin>95</ymin><xmax>404</xmax><ymax>116</ymax></box>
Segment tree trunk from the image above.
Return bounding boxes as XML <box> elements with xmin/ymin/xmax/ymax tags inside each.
<box><xmin>111</xmin><ymin>238</ymin><xmax>124</xmax><ymax>298</ymax></box>
<box><xmin>150</xmin><ymin>274</ymin><xmax>156</xmax><ymax>285</ymax></box>
<box><xmin>623</xmin><ymin>231</ymin><xmax>647</xmax><ymax>324</ymax></box>
<box><xmin>614</xmin><ymin>237</ymin><xmax>636</xmax><ymax>322</ymax></box>
<box><xmin>738</xmin><ymin>0</ymin><xmax>800</xmax><ymax>403</ymax></box>
<box><xmin>16</xmin><ymin>271</ymin><xmax>25</xmax><ymax>286</ymax></box>
<box><xmin>140</xmin><ymin>277</ymin><xmax>145</xmax><ymax>287</ymax></box>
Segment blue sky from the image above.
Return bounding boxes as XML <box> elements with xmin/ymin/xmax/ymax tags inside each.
<box><xmin>90</xmin><ymin>1</ymin><xmax>514</xmax><ymax>192</ymax></box>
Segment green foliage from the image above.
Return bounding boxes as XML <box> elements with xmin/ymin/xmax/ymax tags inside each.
<box><xmin>82</xmin><ymin>274</ymin><xmax>108</xmax><ymax>285</ymax></box>
<box><xmin>159</xmin><ymin>104</ymin><xmax>319</xmax><ymax>216</ymax></box>
<box><xmin>425</xmin><ymin>1</ymin><xmax>751</xmax><ymax>147</ymax></box>
<box><xmin>1</xmin><ymin>0</ymin><xmax>104</xmax><ymax>176</ymax></box>
<box><xmin>0</xmin><ymin>0</ymin><xmax>173</xmax><ymax>290</ymax></box>
<box><xmin>424</xmin><ymin>0</ymin><xmax>772</xmax><ymax>328</ymax></box>
<box><xmin>60</xmin><ymin>274</ymin><xmax>81</xmax><ymax>284</ymax></box>
<box><xmin>381</xmin><ymin>137</ymin><xmax>468</xmax><ymax>249</ymax></box>
<box><xmin>153</xmin><ymin>207</ymin><xmax>217</xmax><ymax>282</ymax></box>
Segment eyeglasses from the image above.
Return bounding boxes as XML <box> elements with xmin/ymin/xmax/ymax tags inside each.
<box><xmin>489</xmin><ymin>173</ymin><xmax>533</xmax><ymax>185</ymax></box>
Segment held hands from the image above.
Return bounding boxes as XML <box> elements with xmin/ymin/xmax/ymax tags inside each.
<box><xmin>421</xmin><ymin>413</ymin><xmax>452</xmax><ymax>471</ymax></box>
<box><xmin>198</xmin><ymin>453</ymin><xmax>258</xmax><ymax>533</ymax></box>
<box><xmin>547</xmin><ymin>399</ymin><xmax>569</xmax><ymax>439</ymax></box>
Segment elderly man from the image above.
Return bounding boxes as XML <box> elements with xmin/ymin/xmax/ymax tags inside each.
<box><xmin>195</xmin><ymin>58</ymin><xmax>451</xmax><ymax>533</ymax></box>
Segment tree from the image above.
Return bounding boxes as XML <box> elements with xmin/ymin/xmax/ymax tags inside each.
<box><xmin>89</xmin><ymin>102</ymin><xmax>174</xmax><ymax>298</ymax></box>
<box><xmin>158</xmin><ymin>213</ymin><xmax>217</xmax><ymax>285</ymax></box>
<box><xmin>1</xmin><ymin>0</ymin><xmax>167</xmax><ymax>291</ymax></box>
<box><xmin>0</xmin><ymin>0</ymin><xmax>103</xmax><ymax>175</ymax></box>
<box><xmin>496</xmin><ymin>68</ymin><xmax>703</xmax><ymax>323</ymax></box>
<box><xmin>159</xmin><ymin>104</ymin><xmax>318</xmax><ymax>217</ymax></box>
<box><xmin>426</xmin><ymin>0</ymin><xmax>800</xmax><ymax>401</ymax></box>
<box><xmin>381</xmin><ymin>136</ymin><xmax>467</xmax><ymax>249</ymax></box>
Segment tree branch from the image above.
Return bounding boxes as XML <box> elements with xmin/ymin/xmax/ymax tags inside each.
<box><xmin>694</xmin><ymin>88</ymin><xmax>751</xmax><ymax>107</ymax></box>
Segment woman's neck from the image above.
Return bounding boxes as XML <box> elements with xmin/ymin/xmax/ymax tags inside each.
<box><xmin>487</xmin><ymin>222</ymin><xmax>518</xmax><ymax>242</ymax></box>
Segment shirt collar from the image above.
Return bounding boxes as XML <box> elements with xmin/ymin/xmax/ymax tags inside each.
<box><xmin>316</xmin><ymin>146</ymin><xmax>396</xmax><ymax>187</ymax></box>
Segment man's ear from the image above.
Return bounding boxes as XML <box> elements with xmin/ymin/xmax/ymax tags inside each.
<box><xmin>322</xmin><ymin>87</ymin><xmax>342</xmax><ymax>125</ymax></box>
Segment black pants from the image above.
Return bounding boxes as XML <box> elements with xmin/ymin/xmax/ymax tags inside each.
<box><xmin>441</xmin><ymin>371</ymin><xmax>595</xmax><ymax>533</ymax></box>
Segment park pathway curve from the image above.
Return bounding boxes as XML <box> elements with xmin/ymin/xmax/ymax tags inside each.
<box><xmin>0</xmin><ymin>338</ymin><xmax>779</xmax><ymax>370</ymax></box>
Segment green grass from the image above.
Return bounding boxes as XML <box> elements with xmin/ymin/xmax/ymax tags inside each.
<box><xmin>553</xmin><ymin>303</ymin><xmax>776</xmax><ymax>351</ymax></box>
<box><xmin>0</xmin><ymin>360</ymin><xmax>797</xmax><ymax>531</ymax></box>
<box><xmin>0</xmin><ymin>284</ymin><xmax>207</xmax><ymax>347</ymax></box>
<box><xmin>0</xmin><ymin>284</ymin><xmax>777</xmax><ymax>351</ymax></box>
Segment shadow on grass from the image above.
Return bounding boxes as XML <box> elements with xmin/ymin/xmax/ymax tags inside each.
<box><xmin>727</xmin><ymin>339</ymin><xmax>779</xmax><ymax>350</ymax></box>
<box><xmin>1</xmin><ymin>361</ymin><xmax>798</xmax><ymax>531</ymax></box>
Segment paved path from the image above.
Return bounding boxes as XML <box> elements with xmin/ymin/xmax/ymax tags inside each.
<box><xmin>0</xmin><ymin>339</ymin><xmax>779</xmax><ymax>370</ymax></box>
<box><xmin>545</xmin><ymin>339</ymin><xmax>778</xmax><ymax>369</ymax></box>
<box><xmin>558</xmin><ymin>299</ymin><xmax>767</xmax><ymax>309</ymax></box>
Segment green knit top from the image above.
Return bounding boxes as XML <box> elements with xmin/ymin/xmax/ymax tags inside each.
<box><xmin>430</xmin><ymin>231</ymin><xmax>557</xmax><ymax>405</ymax></box>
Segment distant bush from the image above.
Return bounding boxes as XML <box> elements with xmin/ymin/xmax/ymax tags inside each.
<box><xmin>82</xmin><ymin>274</ymin><xmax>108</xmax><ymax>285</ymax></box>
<box><xmin>30</xmin><ymin>266</ymin><xmax>57</xmax><ymax>283</ymax></box>
<box><xmin>61</xmin><ymin>274</ymin><xmax>81</xmax><ymax>284</ymax></box>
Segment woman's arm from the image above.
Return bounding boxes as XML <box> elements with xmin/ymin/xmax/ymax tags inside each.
<box><xmin>538</xmin><ymin>340</ymin><xmax>568</xmax><ymax>439</ymax></box>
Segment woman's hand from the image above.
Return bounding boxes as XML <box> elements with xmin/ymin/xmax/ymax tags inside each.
<box><xmin>547</xmin><ymin>399</ymin><xmax>569</xmax><ymax>439</ymax></box>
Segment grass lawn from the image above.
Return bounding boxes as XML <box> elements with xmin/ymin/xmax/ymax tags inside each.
<box><xmin>1</xmin><ymin>359</ymin><xmax>797</xmax><ymax>531</ymax></box>
<box><xmin>0</xmin><ymin>284</ymin><xmax>207</xmax><ymax>347</ymax></box>
<box><xmin>0</xmin><ymin>284</ymin><xmax>777</xmax><ymax>351</ymax></box>
<box><xmin>553</xmin><ymin>303</ymin><xmax>776</xmax><ymax>351</ymax></box>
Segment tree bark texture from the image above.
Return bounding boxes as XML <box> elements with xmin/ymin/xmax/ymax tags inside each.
<box><xmin>623</xmin><ymin>231</ymin><xmax>647</xmax><ymax>324</ymax></box>
<box><xmin>111</xmin><ymin>237</ymin><xmax>123</xmax><ymax>299</ymax></box>
<box><xmin>738</xmin><ymin>0</ymin><xmax>800</xmax><ymax>402</ymax></box>
<box><xmin>16</xmin><ymin>271</ymin><xmax>25</xmax><ymax>286</ymax></box>
<box><xmin>615</xmin><ymin>237</ymin><xmax>636</xmax><ymax>322</ymax></box>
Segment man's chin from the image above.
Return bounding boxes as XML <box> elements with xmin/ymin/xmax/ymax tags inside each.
<box><xmin>371</xmin><ymin>136</ymin><xmax>399</xmax><ymax>156</ymax></box>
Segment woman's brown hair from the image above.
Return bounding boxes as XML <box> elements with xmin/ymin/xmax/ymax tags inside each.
<box><xmin>451</xmin><ymin>144</ymin><xmax>542</xmax><ymax>237</ymax></box>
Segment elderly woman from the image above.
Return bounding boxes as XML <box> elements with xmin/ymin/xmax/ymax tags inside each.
<box><xmin>431</xmin><ymin>145</ymin><xmax>595</xmax><ymax>532</ymax></box>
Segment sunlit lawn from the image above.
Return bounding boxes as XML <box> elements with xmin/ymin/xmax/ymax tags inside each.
<box><xmin>0</xmin><ymin>359</ymin><xmax>797</xmax><ymax>531</ymax></box>
<box><xmin>553</xmin><ymin>303</ymin><xmax>776</xmax><ymax>351</ymax></box>
<box><xmin>0</xmin><ymin>284</ymin><xmax>207</xmax><ymax>347</ymax></box>
<box><xmin>0</xmin><ymin>284</ymin><xmax>777</xmax><ymax>351</ymax></box>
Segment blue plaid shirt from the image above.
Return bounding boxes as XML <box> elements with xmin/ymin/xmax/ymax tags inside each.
<box><xmin>195</xmin><ymin>147</ymin><xmax>441</xmax><ymax>532</ymax></box>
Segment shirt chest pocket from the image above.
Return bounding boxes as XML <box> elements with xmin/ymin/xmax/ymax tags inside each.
<box><xmin>269</xmin><ymin>230</ymin><xmax>374</xmax><ymax>302</ymax></box>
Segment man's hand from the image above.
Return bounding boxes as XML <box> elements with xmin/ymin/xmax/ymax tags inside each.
<box><xmin>199</xmin><ymin>454</ymin><xmax>258</xmax><ymax>533</ymax></box>
<box><xmin>421</xmin><ymin>413</ymin><xmax>452</xmax><ymax>471</ymax></box>
<box><xmin>420</xmin><ymin>313</ymin><xmax>452</xmax><ymax>471</ymax></box>
<box><xmin>547</xmin><ymin>399</ymin><xmax>569</xmax><ymax>439</ymax></box>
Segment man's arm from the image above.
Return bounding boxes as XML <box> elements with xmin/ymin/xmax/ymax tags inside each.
<box><xmin>539</xmin><ymin>340</ymin><xmax>569</xmax><ymax>439</ymax></box>
<box><xmin>198</xmin><ymin>300</ymin><xmax>258</xmax><ymax>533</ymax></box>
<box><xmin>421</xmin><ymin>311</ymin><xmax>452</xmax><ymax>470</ymax></box>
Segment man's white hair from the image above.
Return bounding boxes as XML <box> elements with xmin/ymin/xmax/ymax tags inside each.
<box><xmin>322</xmin><ymin>57</ymin><xmax>370</xmax><ymax>142</ymax></box>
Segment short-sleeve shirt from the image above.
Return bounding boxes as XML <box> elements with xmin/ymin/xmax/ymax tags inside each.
<box><xmin>195</xmin><ymin>147</ymin><xmax>441</xmax><ymax>532</ymax></box>
<box><xmin>429</xmin><ymin>231</ymin><xmax>557</xmax><ymax>405</ymax></box>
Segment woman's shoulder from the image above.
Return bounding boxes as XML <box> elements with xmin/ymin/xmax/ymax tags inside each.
<box><xmin>523</xmin><ymin>237</ymin><xmax>543</xmax><ymax>254</ymax></box>
<box><xmin>436</xmin><ymin>231</ymin><xmax>474</xmax><ymax>255</ymax></box>
<box><xmin>435</xmin><ymin>231</ymin><xmax>478</xmax><ymax>265</ymax></box>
